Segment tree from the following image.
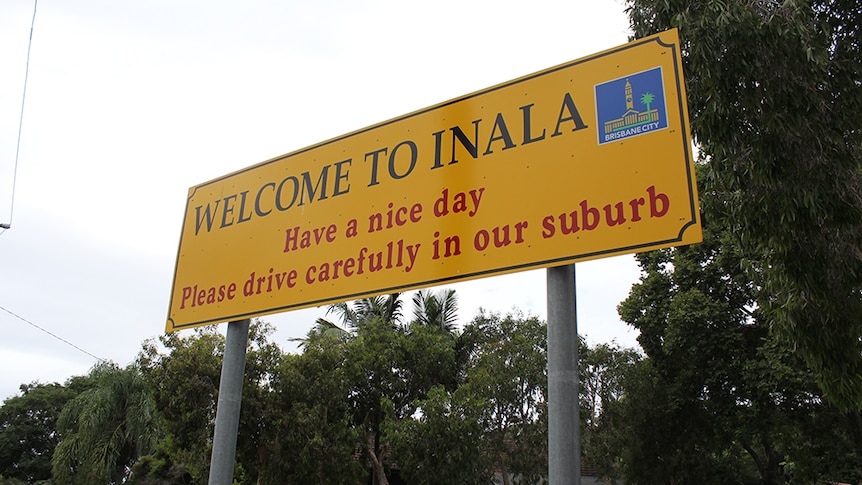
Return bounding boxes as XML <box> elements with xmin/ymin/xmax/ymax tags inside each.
<box><xmin>625</xmin><ymin>0</ymin><xmax>862</xmax><ymax>409</ymax></box>
<box><xmin>309</xmin><ymin>291</ymin><xmax>467</xmax><ymax>485</ymax></box>
<box><xmin>385</xmin><ymin>386</ymin><xmax>489</xmax><ymax>485</ymax></box>
<box><xmin>612</xmin><ymin>212</ymin><xmax>861</xmax><ymax>484</ymax></box>
<box><xmin>52</xmin><ymin>362</ymin><xmax>160</xmax><ymax>484</ymax></box>
<box><xmin>137</xmin><ymin>327</ymin><xmax>224</xmax><ymax>481</ymax></box>
<box><xmin>232</xmin><ymin>321</ymin><xmax>284</xmax><ymax>485</ymax></box>
<box><xmin>410</xmin><ymin>289</ymin><xmax>459</xmax><ymax>334</ymax></box>
<box><xmin>336</xmin><ymin>293</ymin><xmax>404</xmax><ymax>332</ymax></box>
<box><xmin>462</xmin><ymin>311</ymin><xmax>548</xmax><ymax>485</ymax></box>
<box><xmin>292</xmin><ymin>293</ymin><xmax>406</xmax><ymax>350</ymax></box>
<box><xmin>257</xmin><ymin>336</ymin><xmax>364</xmax><ymax>484</ymax></box>
<box><xmin>136</xmin><ymin>319</ymin><xmax>283</xmax><ymax>485</ymax></box>
<box><xmin>126</xmin><ymin>448</ymin><xmax>193</xmax><ymax>485</ymax></box>
<box><xmin>579</xmin><ymin>341</ymin><xmax>640</xmax><ymax>480</ymax></box>
<box><xmin>0</xmin><ymin>379</ymin><xmax>90</xmax><ymax>483</ymax></box>
<box><xmin>343</xmin><ymin>316</ymin><xmax>413</xmax><ymax>485</ymax></box>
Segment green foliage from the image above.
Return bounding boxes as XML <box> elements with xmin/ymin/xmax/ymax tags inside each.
<box><xmin>410</xmin><ymin>289</ymin><xmax>459</xmax><ymax>334</ymax></box>
<box><xmin>343</xmin><ymin>316</ymin><xmax>439</xmax><ymax>484</ymax></box>
<box><xmin>126</xmin><ymin>446</ymin><xmax>193</xmax><ymax>485</ymax></box>
<box><xmin>137</xmin><ymin>326</ymin><xmax>223</xmax><ymax>481</ymax></box>
<box><xmin>625</xmin><ymin>0</ymin><xmax>862</xmax><ymax>409</ymax></box>
<box><xmin>268</xmin><ymin>296</ymin><xmax>553</xmax><ymax>484</ymax></box>
<box><xmin>463</xmin><ymin>311</ymin><xmax>548</xmax><ymax>484</ymax></box>
<box><xmin>305</xmin><ymin>293</ymin><xmax>464</xmax><ymax>484</ymax></box>
<box><xmin>0</xmin><ymin>476</ymin><xmax>29</xmax><ymax>485</ymax></box>
<box><xmin>0</xmin><ymin>381</ymin><xmax>86</xmax><ymax>483</ymax></box>
<box><xmin>611</xmin><ymin>213</ymin><xmax>861</xmax><ymax>484</ymax></box>
<box><xmin>52</xmin><ymin>362</ymin><xmax>160</xmax><ymax>485</ymax></box>
<box><xmin>233</xmin><ymin>321</ymin><xmax>285</xmax><ymax>484</ymax></box>
<box><xmin>0</xmin><ymin>294</ymin><xmax>667</xmax><ymax>484</ymax></box>
<box><xmin>386</xmin><ymin>386</ymin><xmax>490</xmax><ymax>485</ymax></box>
<box><xmin>136</xmin><ymin>319</ymin><xmax>282</xmax><ymax>485</ymax></box>
<box><xmin>257</xmin><ymin>338</ymin><xmax>363</xmax><ymax>484</ymax></box>
<box><xmin>580</xmin><ymin>341</ymin><xmax>641</xmax><ymax>479</ymax></box>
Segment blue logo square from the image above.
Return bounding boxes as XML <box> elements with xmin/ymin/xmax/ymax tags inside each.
<box><xmin>595</xmin><ymin>67</ymin><xmax>668</xmax><ymax>145</ymax></box>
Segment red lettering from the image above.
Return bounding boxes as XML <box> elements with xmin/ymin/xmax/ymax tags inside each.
<box><xmin>180</xmin><ymin>286</ymin><xmax>193</xmax><ymax>309</ymax></box>
<box><xmin>647</xmin><ymin>185</ymin><xmax>670</xmax><ymax>217</ymax></box>
<box><xmin>542</xmin><ymin>215</ymin><xmax>555</xmax><ymax>239</ymax></box>
<box><xmin>539</xmin><ymin>186</ymin><xmax>671</xmax><ymax>239</ymax></box>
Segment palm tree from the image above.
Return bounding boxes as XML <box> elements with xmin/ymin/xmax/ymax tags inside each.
<box><xmin>292</xmin><ymin>293</ymin><xmax>404</xmax><ymax>349</ymax></box>
<box><xmin>640</xmin><ymin>92</ymin><xmax>655</xmax><ymax>121</ymax></box>
<box><xmin>308</xmin><ymin>290</ymin><xmax>458</xmax><ymax>338</ymax></box>
<box><xmin>352</xmin><ymin>293</ymin><xmax>404</xmax><ymax>330</ymax></box>
<box><xmin>410</xmin><ymin>289</ymin><xmax>459</xmax><ymax>334</ymax></box>
<box><xmin>52</xmin><ymin>362</ymin><xmax>160</xmax><ymax>484</ymax></box>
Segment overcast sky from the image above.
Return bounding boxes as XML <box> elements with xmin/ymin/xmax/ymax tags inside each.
<box><xmin>0</xmin><ymin>0</ymin><xmax>640</xmax><ymax>401</ymax></box>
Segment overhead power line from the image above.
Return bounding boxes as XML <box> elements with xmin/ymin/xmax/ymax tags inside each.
<box><xmin>0</xmin><ymin>304</ymin><xmax>107</xmax><ymax>363</ymax></box>
<box><xmin>2</xmin><ymin>0</ymin><xmax>39</xmax><ymax>234</ymax></box>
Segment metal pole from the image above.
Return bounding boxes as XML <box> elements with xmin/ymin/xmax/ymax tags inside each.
<box><xmin>547</xmin><ymin>264</ymin><xmax>580</xmax><ymax>485</ymax></box>
<box><xmin>208</xmin><ymin>319</ymin><xmax>250</xmax><ymax>485</ymax></box>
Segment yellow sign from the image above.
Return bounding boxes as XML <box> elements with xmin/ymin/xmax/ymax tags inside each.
<box><xmin>167</xmin><ymin>29</ymin><xmax>701</xmax><ymax>331</ymax></box>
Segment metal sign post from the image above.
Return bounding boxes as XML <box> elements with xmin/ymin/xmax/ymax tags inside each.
<box><xmin>547</xmin><ymin>264</ymin><xmax>580</xmax><ymax>484</ymax></box>
<box><xmin>208</xmin><ymin>319</ymin><xmax>250</xmax><ymax>485</ymax></box>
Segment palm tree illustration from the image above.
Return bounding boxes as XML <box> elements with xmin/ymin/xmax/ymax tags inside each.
<box><xmin>640</xmin><ymin>92</ymin><xmax>655</xmax><ymax>121</ymax></box>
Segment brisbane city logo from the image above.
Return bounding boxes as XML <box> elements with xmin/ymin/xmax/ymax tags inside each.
<box><xmin>595</xmin><ymin>66</ymin><xmax>668</xmax><ymax>145</ymax></box>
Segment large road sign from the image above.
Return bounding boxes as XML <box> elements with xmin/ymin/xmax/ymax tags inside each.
<box><xmin>167</xmin><ymin>29</ymin><xmax>700</xmax><ymax>332</ymax></box>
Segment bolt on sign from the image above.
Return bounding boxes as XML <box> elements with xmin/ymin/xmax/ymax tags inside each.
<box><xmin>167</xmin><ymin>29</ymin><xmax>701</xmax><ymax>332</ymax></box>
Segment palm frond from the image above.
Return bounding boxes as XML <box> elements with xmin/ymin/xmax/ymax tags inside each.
<box><xmin>411</xmin><ymin>289</ymin><xmax>459</xmax><ymax>334</ymax></box>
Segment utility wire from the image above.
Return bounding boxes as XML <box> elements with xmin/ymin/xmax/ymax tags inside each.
<box><xmin>2</xmin><ymin>0</ymin><xmax>39</xmax><ymax>234</ymax></box>
<box><xmin>0</xmin><ymin>304</ymin><xmax>107</xmax><ymax>363</ymax></box>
